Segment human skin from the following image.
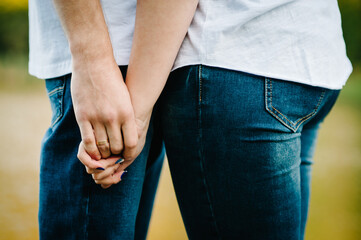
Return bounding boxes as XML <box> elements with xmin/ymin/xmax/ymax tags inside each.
<box><xmin>54</xmin><ymin>0</ymin><xmax>198</xmax><ymax>188</ymax></box>
<box><xmin>53</xmin><ymin>0</ymin><xmax>139</xmax><ymax>164</ymax></box>
<box><xmin>88</xmin><ymin>0</ymin><xmax>199</xmax><ymax>188</ymax></box>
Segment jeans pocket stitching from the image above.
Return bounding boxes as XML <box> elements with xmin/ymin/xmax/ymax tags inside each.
<box><xmin>48</xmin><ymin>78</ymin><xmax>66</xmax><ymax>128</ymax></box>
<box><xmin>47</xmin><ymin>86</ymin><xmax>64</xmax><ymax>97</ymax></box>
<box><xmin>265</xmin><ymin>78</ymin><xmax>326</xmax><ymax>132</ymax></box>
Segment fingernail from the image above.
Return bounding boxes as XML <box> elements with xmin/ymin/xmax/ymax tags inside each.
<box><xmin>115</xmin><ymin>159</ymin><xmax>124</xmax><ymax>164</ymax></box>
<box><xmin>96</xmin><ymin>167</ymin><xmax>105</xmax><ymax>170</ymax></box>
<box><xmin>120</xmin><ymin>170</ymin><xmax>128</xmax><ymax>180</ymax></box>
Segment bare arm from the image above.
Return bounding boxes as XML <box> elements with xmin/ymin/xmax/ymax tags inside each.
<box><xmin>93</xmin><ymin>0</ymin><xmax>199</xmax><ymax>186</ymax></box>
<box><xmin>126</xmin><ymin>0</ymin><xmax>198</xmax><ymax>160</ymax></box>
<box><xmin>53</xmin><ymin>0</ymin><xmax>138</xmax><ymax>168</ymax></box>
<box><xmin>126</xmin><ymin>0</ymin><xmax>199</xmax><ymax>121</ymax></box>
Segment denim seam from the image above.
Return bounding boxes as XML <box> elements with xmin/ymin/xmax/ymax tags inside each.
<box><xmin>265</xmin><ymin>78</ymin><xmax>326</xmax><ymax>132</ymax></box>
<box><xmin>47</xmin><ymin>86</ymin><xmax>64</xmax><ymax>97</ymax></box>
<box><xmin>50</xmin><ymin>77</ymin><xmax>66</xmax><ymax>128</ymax></box>
<box><xmin>199</xmin><ymin>65</ymin><xmax>203</xmax><ymax>102</ymax></box>
<box><xmin>197</xmin><ymin>65</ymin><xmax>221</xmax><ymax>239</ymax></box>
<box><xmin>84</xmin><ymin>185</ymin><xmax>90</xmax><ymax>240</ymax></box>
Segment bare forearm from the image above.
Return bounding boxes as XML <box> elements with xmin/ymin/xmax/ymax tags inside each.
<box><xmin>53</xmin><ymin>0</ymin><xmax>114</xmax><ymax>64</ymax></box>
<box><xmin>126</xmin><ymin>0</ymin><xmax>198</xmax><ymax>120</ymax></box>
<box><xmin>53</xmin><ymin>0</ymin><xmax>139</xmax><ymax>164</ymax></box>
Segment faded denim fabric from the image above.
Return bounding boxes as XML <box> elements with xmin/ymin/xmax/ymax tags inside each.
<box><xmin>40</xmin><ymin>64</ymin><xmax>339</xmax><ymax>240</ymax></box>
<box><xmin>39</xmin><ymin>66</ymin><xmax>165</xmax><ymax>240</ymax></box>
<box><xmin>158</xmin><ymin>65</ymin><xmax>340</xmax><ymax>240</ymax></box>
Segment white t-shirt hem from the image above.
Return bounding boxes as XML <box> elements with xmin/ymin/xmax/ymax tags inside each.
<box><xmin>172</xmin><ymin>60</ymin><xmax>352</xmax><ymax>90</ymax></box>
<box><xmin>29</xmin><ymin>50</ymin><xmax>131</xmax><ymax>79</ymax></box>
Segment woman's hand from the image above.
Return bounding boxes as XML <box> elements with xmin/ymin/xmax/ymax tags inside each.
<box><xmin>77</xmin><ymin>141</ymin><xmax>126</xmax><ymax>186</ymax></box>
<box><xmin>77</xmin><ymin>113</ymin><xmax>152</xmax><ymax>189</ymax></box>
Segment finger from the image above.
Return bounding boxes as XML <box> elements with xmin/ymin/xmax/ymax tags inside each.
<box><xmin>94</xmin><ymin>169</ymin><xmax>127</xmax><ymax>186</ymax></box>
<box><xmin>100</xmin><ymin>169</ymin><xmax>127</xmax><ymax>189</ymax></box>
<box><xmin>77</xmin><ymin>142</ymin><xmax>104</xmax><ymax>170</ymax></box>
<box><xmin>86</xmin><ymin>156</ymin><xmax>124</xmax><ymax>175</ymax></box>
<box><xmin>92</xmin><ymin>163</ymin><xmax>119</xmax><ymax>181</ymax></box>
<box><xmin>85</xmin><ymin>166</ymin><xmax>104</xmax><ymax>174</ymax></box>
<box><xmin>121</xmin><ymin>120</ymin><xmax>138</xmax><ymax>160</ymax></box>
<box><xmin>93</xmin><ymin>123</ymin><xmax>111</xmax><ymax>159</ymax></box>
<box><xmin>109</xmin><ymin>157</ymin><xmax>133</xmax><ymax>177</ymax></box>
<box><xmin>105</xmin><ymin>122</ymin><xmax>123</xmax><ymax>155</ymax></box>
<box><xmin>97</xmin><ymin>156</ymin><xmax>124</xmax><ymax>169</ymax></box>
<box><xmin>78</xmin><ymin>121</ymin><xmax>101</xmax><ymax>160</ymax></box>
<box><xmin>101</xmin><ymin>184</ymin><xmax>112</xmax><ymax>189</ymax></box>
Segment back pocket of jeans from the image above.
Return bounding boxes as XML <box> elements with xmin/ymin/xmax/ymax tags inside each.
<box><xmin>265</xmin><ymin>78</ymin><xmax>326</xmax><ymax>132</ymax></box>
<box><xmin>45</xmin><ymin>77</ymin><xmax>65</xmax><ymax>127</ymax></box>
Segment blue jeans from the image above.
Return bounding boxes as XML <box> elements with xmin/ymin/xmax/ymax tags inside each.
<box><xmin>39</xmin><ymin>66</ymin><xmax>165</xmax><ymax>240</ymax></box>
<box><xmin>158</xmin><ymin>65</ymin><xmax>339</xmax><ymax>239</ymax></box>
<box><xmin>40</xmin><ymin>65</ymin><xmax>339</xmax><ymax>239</ymax></box>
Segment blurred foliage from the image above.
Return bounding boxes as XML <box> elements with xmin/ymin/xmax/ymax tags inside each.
<box><xmin>0</xmin><ymin>0</ymin><xmax>28</xmax><ymax>11</ymax></box>
<box><xmin>0</xmin><ymin>7</ymin><xmax>28</xmax><ymax>55</ymax></box>
<box><xmin>338</xmin><ymin>0</ymin><xmax>361</xmax><ymax>66</ymax></box>
<box><xmin>0</xmin><ymin>0</ymin><xmax>360</xmax><ymax>66</ymax></box>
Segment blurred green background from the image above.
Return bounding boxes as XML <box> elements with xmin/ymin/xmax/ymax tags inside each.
<box><xmin>0</xmin><ymin>1</ymin><xmax>360</xmax><ymax>239</ymax></box>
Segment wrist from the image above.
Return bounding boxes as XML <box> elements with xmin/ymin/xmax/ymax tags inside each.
<box><xmin>71</xmin><ymin>37</ymin><xmax>115</xmax><ymax>66</ymax></box>
<box><xmin>126</xmin><ymin>83</ymin><xmax>153</xmax><ymax>121</ymax></box>
<box><xmin>72</xmin><ymin>50</ymin><xmax>118</xmax><ymax>77</ymax></box>
<box><xmin>134</xmin><ymin>104</ymin><xmax>153</xmax><ymax>123</ymax></box>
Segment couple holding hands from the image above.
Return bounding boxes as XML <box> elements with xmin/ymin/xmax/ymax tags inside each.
<box><xmin>29</xmin><ymin>0</ymin><xmax>352</xmax><ymax>239</ymax></box>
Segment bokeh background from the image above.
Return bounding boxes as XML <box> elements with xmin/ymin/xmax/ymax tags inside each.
<box><xmin>0</xmin><ymin>0</ymin><xmax>360</xmax><ymax>239</ymax></box>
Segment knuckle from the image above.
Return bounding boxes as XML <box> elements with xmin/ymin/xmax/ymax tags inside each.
<box><xmin>76</xmin><ymin>111</ymin><xmax>89</xmax><ymax>122</ymax></box>
<box><xmin>126</xmin><ymin>140</ymin><xmax>137</xmax><ymax>150</ymax></box>
<box><xmin>104</xmin><ymin>112</ymin><xmax>117</xmax><ymax>124</ymax></box>
<box><xmin>98</xmin><ymin>144</ymin><xmax>110</xmax><ymax>152</ymax></box>
<box><xmin>110</xmin><ymin>144</ymin><xmax>123</xmax><ymax>154</ymax></box>
<box><xmin>121</xmin><ymin>108</ymin><xmax>134</xmax><ymax>120</ymax></box>
<box><xmin>83</xmin><ymin>136</ymin><xmax>94</xmax><ymax>146</ymax></box>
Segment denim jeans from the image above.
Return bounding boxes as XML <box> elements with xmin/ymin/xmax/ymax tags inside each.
<box><xmin>39</xmin><ymin>66</ymin><xmax>165</xmax><ymax>240</ymax></box>
<box><xmin>40</xmin><ymin>64</ymin><xmax>340</xmax><ymax>240</ymax></box>
<box><xmin>158</xmin><ymin>65</ymin><xmax>340</xmax><ymax>239</ymax></box>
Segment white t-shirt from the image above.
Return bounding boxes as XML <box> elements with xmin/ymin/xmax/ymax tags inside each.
<box><xmin>29</xmin><ymin>0</ymin><xmax>136</xmax><ymax>79</ymax></box>
<box><xmin>29</xmin><ymin>0</ymin><xmax>352</xmax><ymax>89</ymax></box>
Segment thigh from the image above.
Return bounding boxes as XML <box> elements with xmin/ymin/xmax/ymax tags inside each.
<box><xmin>159</xmin><ymin>65</ymin><xmax>334</xmax><ymax>239</ymax></box>
<box><xmin>299</xmin><ymin>89</ymin><xmax>340</xmax><ymax>239</ymax></box>
<box><xmin>39</xmin><ymin>73</ymin><xmax>163</xmax><ymax>240</ymax></box>
<box><xmin>135</xmin><ymin>103</ymin><xmax>166</xmax><ymax>240</ymax></box>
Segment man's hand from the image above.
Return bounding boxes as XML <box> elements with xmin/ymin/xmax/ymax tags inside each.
<box><xmin>71</xmin><ymin>58</ymin><xmax>138</xmax><ymax>160</ymax></box>
<box><xmin>84</xmin><ymin>0</ymin><xmax>199</xmax><ymax>188</ymax></box>
<box><xmin>53</xmin><ymin>0</ymin><xmax>139</xmax><ymax>160</ymax></box>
